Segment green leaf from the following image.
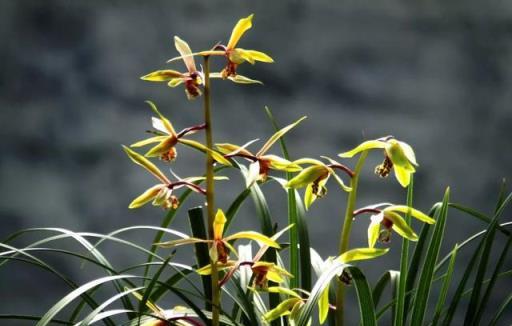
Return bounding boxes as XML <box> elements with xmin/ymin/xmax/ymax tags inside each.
<box><xmin>431</xmin><ymin>244</ymin><xmax>458</xmax><ymax>325</ymax></box>
<box><xmin>463</xmin><ymin>191</ymin><xmax>512</xmax><ymax>325</ymax></box>
<box><xmin>265</xmin><ymin>106</ymin><xmax>311</xmax><ymax>292</ymax></box>
<box><xmin>394</xmin><ymin>176</ymin><xmax>414</xmax><ymax>326</ymax></box>
<box><xmin>256</xmin><ymin>116</ymin><xmax>306</xmax><ymax>157</ymax></box>
<box><xmin>187</xmin><ymin>207</ymin><xmax>212</xmax><ymax>311</ymax></box>
<box><xmin>410</xmin><ymin>188</ymin><xmax>450</xmax><ymax>325</ymax></box>
<box><xmin>36</xmin><ymin>275</ymin><xmax>136</xmax><ymax>326</ymax></box>
<box><xmin>372</xmin><ymin>270</ymin><xmax>400</xmax><ymax>309</ymax></box>
<box><xmin>472</xmin><ymin>236</ymin><xmax>512</xmax><ymax>325</ymax></box>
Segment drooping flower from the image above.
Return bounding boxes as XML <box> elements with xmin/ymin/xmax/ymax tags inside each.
<box><xmin>353</xmin><ymin>204</ymin><xmax>435</xmax><ymax>248</ymax></box>
<box><xmin>261</xmin><ymin>248</ymin><xmax>388</xmax><ymax>325</ymax></box>
<box><xmin>131</xmin><ymin>101</ymin><xmax>231</xmax><ymax>166</ymax></box>
<box><xmin>157</xmin><ymin>209</ymin><xmax>280</xmax><ymax>264</ymax></box>
<box><xmin>141</xmin><ymin>36</ymin><xmax>204</xmax><ymax>100</ymax></box>
<box><xmin>123</xmin><ymin>146</ymin><xmax>212</xmax><ymax>210</ymax></box>
<box><xmin>216</xmin><ymin>117</ymin><xmax>306</xmax><ymax>186</ymax></box>
<box><xmin>338</xmin><ymin>136</ymin><xmax>418</xmax><ymax>187</ymax></box>
<box><xmin>285</xmin><ymin>157</ymin><xmax>353</xmax><ymax>209</ymax></box>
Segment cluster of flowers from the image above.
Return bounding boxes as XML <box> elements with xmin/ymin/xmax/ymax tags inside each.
<box><xmin>124</xmin><ymin>14</ymin><xmax>435</xmax><ymax>325</ymax></box>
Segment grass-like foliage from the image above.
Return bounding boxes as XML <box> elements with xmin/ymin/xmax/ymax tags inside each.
<box><xmin>1</xmin><ymin>14</ymin><xmax>511</xmax><ymax>326</ymax></box>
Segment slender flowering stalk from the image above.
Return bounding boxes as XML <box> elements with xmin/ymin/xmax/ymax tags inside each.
<box><xmin>335</xmin><ymin>150</ymin><xmax>368</xmax><ymax>326</ymax></box>
<box><xmin>201</xmin><ymin>55</ymin><xmax>220</xmax><ymax>326</ymax></box>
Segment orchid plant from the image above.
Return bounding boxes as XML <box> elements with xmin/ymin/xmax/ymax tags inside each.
<box><xmin>2</xmin><ymin>13</ymin><xmax>511</xmax><ymax>326</ymax></box>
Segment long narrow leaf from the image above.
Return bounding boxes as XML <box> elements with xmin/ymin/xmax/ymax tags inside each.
<box><xmin>431</xmin><ymin>244</ymin><xmax>458</xmax><ymax>325</ymax></box>
<box><xmin>410</xmin><ymin>188</ymin><xmax>450</xmax><ymax>325</ymax></box>
<box><xmin>187</xmin><ymin>207</ymin><xmax>212</xmax><ymax>311</ymax></box>
<box><xmin>36</xmin><ymin>275</ymin><xmax>135</xmax><ymax>326</ymax></box>
<box><xmin>394</xmin><ymin>176</ymin><xmax>414</xmax><ymax>326</ymax></box>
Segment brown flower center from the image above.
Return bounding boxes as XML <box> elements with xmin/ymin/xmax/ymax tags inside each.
<box><xmin>375</xmin><ymin>155</ymin><xmax>393</xmax><ymax>178</ymax></box>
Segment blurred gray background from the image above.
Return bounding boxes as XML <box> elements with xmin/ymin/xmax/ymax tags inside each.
<box><xmin>1</xmin><ymin>0</ymin><xmax>511</xmax><ymax>325</ymax></box>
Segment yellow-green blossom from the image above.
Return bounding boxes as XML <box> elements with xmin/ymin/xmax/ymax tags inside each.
<box><xmin>285</xmin><ymin>157</ymin><xmax>352</xmax><ymax>209</ymax></box>
<box><xmin>339</xmin><ymin>137</ymin><xmax>418</xmax><ymax>187</ymax></box>
<box><xmin>123</xmin><ymin>146</ymin><xmax>211</xmax><ymax>209</ymax></box>
<box><xmin>216</xmin><ymin>117</ymin><xmax>306</xmax><ymax>186</ymax></box>
<box><xmin>131</xmin><ymin>101</ymin><xmax>231</xmax><ymax>166</ymax></box>
<box><xmin>157</xmin><ymin>209</ymin><xmax>280</xmax><ymax>264</ymax></box>
<box><xmin>142</xmin><ymin>36</ymin><xmax>203</xmax><ymax>99</ymax></box>
<box><xmin>353</xmin><ymin>204</ymin><xmax>435</xmax><ymax>248</ymax></box>
<box><xmin>199</xmin><ymin>14</ymin><xmax>273</xmax><ymax>83</ymax></box>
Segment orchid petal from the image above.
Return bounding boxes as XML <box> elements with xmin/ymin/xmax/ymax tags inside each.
<box><xmin>263</xmin><ymin>154</ymin><xmax>302</xmax><ymax>172</ymax></box>
<box><xmin>398</xmin><ymin>140</ymin><xmax>418</xmax><ymax>166</ymax></box>
<box><xmin>215</xmin><ymin>142</ymin><xmax>256</xmax><ymax>157</ymax></box>
<box><xmin>141</xmin><ymin>70</ymin><xmax>184</xmax><ymax>81</ymax></box>
<box><xmin>393</xmin><ymin>164</ymin><xmax>412</xmax><ymax>188</ymax></box>
<box><xmin>167</xmin><ymin>78</ymin><xmax>185</xmax><ymax>88</ymax></box>
<box><xmin>227</xmin><ymin>14</ymin><xmax>253</xmax><ymax>50</ymax></box>
<box><xmin>195</xmin><ymin>261</ymin><xmax>236</xmax><ymax>275</ymax></box>
<box><xmin>304</xmin><ymin>183</ymin><xmax>315</xmax><ymax>210</ymax></box>
<box><xmin>385</xmin><ymin>211</ymin><xmax>418</xmax><ymax>241</ymax></box>
<box><xmin>228</xmin><ymin>74</ymin><xmax>263</xmax><ymax>84</ymax></box>
<box><xmin>385</xmin><ymin>205</ymin><xmax>435</xmax><ymax>224</ymax></box>
<box><xmin>224</xmin><ymin>231</ymin><xmax>280</xmax><ymax>248</ymax></box>
<box><xmin>286</xmin><ymin>165</ymin><xmax>328</xmax><ymax>189</ymax></box>
<box><xmin>338</xmin><ymin>140</ymin><xmax>386</xmax><ymax>158</ymax></box>
<box><xmin>368</xmin><ymin>220</ymin><xmax>381</xmax><ymax>248</ymax></box>
<box><xmin>131</xmin><ymin>136</ymin><xmax>168</xmax><ymax>148</ymax></box>
<box><xmin>213</xmin><ymin>209</ymin><xmax>227</xmax><ymax>240</ymax></box>
<box><xmin>263</xmin><ymin>298</ymin><xmax>300</xmax><ymax>322</ymax></box>
<box><xmin>123</xmin><ymin>146</ymin><xmax>169</xmax><ymax>184</ymax></box>
<box><xmin>146</xmin><ymin>101</ymin><xmax>176</xmax><ymax>135</ymax></box>
<box><xmin>338</xmin><ymin>248</ymin><xmax>389</xmax><ymax>263</ymax></box>
<box><xmin>174</xmin><ymin>36</ymin><xmax>196</xmax><ymax>73</ymax></box>
<box><xmin>238</xmin><ymin>49</ymin><xmax>274</xmax><ymax>63</ymax></box>
<box><xmin>178</xmin><ymin>139</ymin><xmax>232</xmax><ymax>166</ymax></box>
<box><xmin>145</xmin><ymin>137</ymin><xmax>177</xmax><ymax>157</ymax></box>
<box><xmin>128</xmin><ymin>185</ymin><xmax>163</xmax><ymax>209</ymax></box>
<box><xmin>246</xmin><ymin>161</ymin><xmax>260</xmax><ymax>188</ymax></box>
<box><xmin>319</xmin><ymin>286</ymin><xmax>330</xmax><ymax>324</ymax></box>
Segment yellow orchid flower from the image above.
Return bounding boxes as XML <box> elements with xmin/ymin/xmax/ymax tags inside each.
<box><xmin>338</xmin><ymin>136</ymin><xmax>418</xmax><ymax>187</ymax></box>
<box><xmin>199</xmin><ymin>14</ymin><xmax>273</xmax><ymax>83</ymax></box>
<box><xmin>123</xmin><ymin>146</ymin><xmax>211</xmax><ymax>210</ymax></box>
<box><xmin>260</xmin><ymin>248</ymin><xmax>388</xmax><ymax>325</ymax></box>
<box><xmin>141</xmin><ymin>36</ymin><xmax>204</xmax><ymax>100</ymax></box>
<box><xmin>353</xmin><ymin>204</ymin><xmax>435</xmax><ymax>248</ymax></box>
<box><xmin>196</xmin><ymin>224</ymin><xmax>293</xmax><ymax>288</ymax></box>
<box><xmin>216</xmin><ymin>117</ymin><xmax>306</xmax><ymax>186</ymax></box>
<box><xmin>285</xmin><ymin>157</ymin><xmax>353</xmax><ymax>209</ymax></box>
<box><xmin>157</xmin><ymin>209</ymin><xmax>280</xmax><ymax>264</ymax></box>
<box><xmin>131</xmin><ymin>101</ymin><xmax>231</xmax><ymax>166</ymax></box>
